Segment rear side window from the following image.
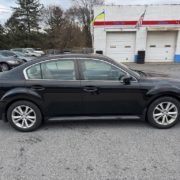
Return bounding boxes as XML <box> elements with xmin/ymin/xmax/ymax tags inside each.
<box><xmin>25</xmin><ymin>59</ymin><xmax>76</xmax><ymax>80</ymax></box>
<box><xmin>26</xmin><ymin>64</ymin><xmax>42</xmax><ymax>79</ymax></box>
<box><xmin>41</xmin><ymin>60</ymin><xmax>75</xmax><ymax>80</ymax></box>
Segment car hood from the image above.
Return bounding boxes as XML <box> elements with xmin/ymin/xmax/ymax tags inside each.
<box><xmin>145</xmin><ymin>71</ymin><xmax>169</xmax><ymax>77</ymax></box>
<box><xmin>132</xmin><ymin>69</ymin><xmax>180</xmax><ymax>84</ymax></box>
<box><xmin>140</xmin><ymin>71</ymin><xmax>180</xmax><ymax>86</ymax></box>
<box><xmin>133</xmin><ymin>69</ymin><xmax>169</xmax><ymax>77</ymax></box>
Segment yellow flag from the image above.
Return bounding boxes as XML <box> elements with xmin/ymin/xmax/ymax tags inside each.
<box><xmin>91</xmin><ymin>11</ymin><xmax>105</xmax><ymax>25</ymax></box>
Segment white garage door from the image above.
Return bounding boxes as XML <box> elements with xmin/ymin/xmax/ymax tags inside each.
<box><xmin>106</xmin><ymin>32</ymin><xmax>136</xmax><ymax>62</ymax></box>
<box><xmin>146</xmin><ymin>31</ymin><xmax>177</xmax><ymax>62</ymax></box>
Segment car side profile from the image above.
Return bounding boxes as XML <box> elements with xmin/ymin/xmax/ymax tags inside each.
<box><xmin>0</xmin><ymin>54</ymin><xmax>179</xmax><ymax>132</ymax></box>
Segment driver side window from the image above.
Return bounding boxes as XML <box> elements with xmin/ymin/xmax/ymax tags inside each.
<box><xmin>80</xmin><ymin>59</ymin><xmax>126</xmax><ymax>81</ymax></box>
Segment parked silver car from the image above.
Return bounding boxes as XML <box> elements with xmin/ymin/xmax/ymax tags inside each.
<box><xmin>11</xmin><ymin>51</ymin><xmax>35</xmax><ymax>62</ymax></box>
<box><xmin>0</xmin><ymin>54</ymin><xmax>24</xmax><ymax>71</ymax></box>
<box><xmin>0</xmin><ymin>50</ymin><xmax>34</xmax><ymax>62</ymax></box>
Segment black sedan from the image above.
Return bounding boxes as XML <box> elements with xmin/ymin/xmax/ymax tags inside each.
<box><xmin>0</xmin><ymin>54</ymin><xmax>179</xmax><ymax>132</ymax></box>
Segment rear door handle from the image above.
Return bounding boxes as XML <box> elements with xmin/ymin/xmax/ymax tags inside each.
<box><xmin>83</xmin><ymin>86</ymin><xmax>98</xmax><ymax>93</ymax></box>
<box><xmin>31</xmin><ymin>85</ymin><xmax>45</xmax><ymax>91</ymax></box>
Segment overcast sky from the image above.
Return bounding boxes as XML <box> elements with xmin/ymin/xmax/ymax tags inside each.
<box><xmin>0</xmin><ymin>0</ymin><xmax>180</xmax><ymax>24</ymax></box>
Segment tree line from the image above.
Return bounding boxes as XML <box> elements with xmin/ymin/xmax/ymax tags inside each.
<box><xmin>0</xmin><ymin>0</ymin><xmax>104</xmax><ymax>50</ymax></box>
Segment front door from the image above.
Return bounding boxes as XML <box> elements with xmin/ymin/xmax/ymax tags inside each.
<box><xmin>78</xmin><ymin>58</ymin><xmax>143</xmax><ymax>116</ymax></box>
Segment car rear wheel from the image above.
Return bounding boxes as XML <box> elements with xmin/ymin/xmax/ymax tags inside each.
<box><xmin>147</xmin><ymin>97</ymin><xmax>180</xmax><ymax>128</ymax></box>
<box><xmin>0</xmin><ymin>63</ymin><xmax>9</xmax><ymax>72</ymax></box>
<box><xmin>7</xmin><ymin>101</ymin><xmax>42</xmax><ymax>132</ymax></box>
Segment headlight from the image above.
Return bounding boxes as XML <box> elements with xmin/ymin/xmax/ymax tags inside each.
<box><xmin>7</xmin><ymin>60</ymin><xmax>20</xmax><ymax>65</ymax></box>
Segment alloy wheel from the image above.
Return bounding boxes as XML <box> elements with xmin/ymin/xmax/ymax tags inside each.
<box><xmin>11</xmin><ymin>105</ymin><xmax>36</xmax><ymax>129</ymax></box>
<box><xmin>153</xmin><ymin>102</ymin><xmax>178</xmax><ymax>126</ymax></box>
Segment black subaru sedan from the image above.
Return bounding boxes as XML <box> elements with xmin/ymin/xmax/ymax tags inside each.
<box><xmin>0</xmin><ymin>54</ymin><xmax>179</xmax><ymax>132</ymax></box>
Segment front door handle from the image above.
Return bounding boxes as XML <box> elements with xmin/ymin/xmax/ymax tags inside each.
<box><xmin>83</xmin><ymin>86</ymin><xmax>98</xmax><ymax>93</ymax></box>
<box><xmin>31</xmin><ymin>85</ymin><xmax>45</xmax><ymax>91</ymax></box>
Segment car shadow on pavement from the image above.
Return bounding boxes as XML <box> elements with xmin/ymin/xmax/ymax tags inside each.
<box><xmin>41</xmin><ymin>119</ymin><xmax>180</xmax><ymax>131</ymax></box>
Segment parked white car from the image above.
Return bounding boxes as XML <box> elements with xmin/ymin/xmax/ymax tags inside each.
<box><xmin>11</xmin><ymin>48</ymin><xmax>44</xmax><ymax>57</ymax></box>
<box><xmin>34</xmin><ymin>48</ymin><xmax>45</xmax><ymax>55</ymax></box>
<box><xmin>23</xmin><ymin>48</ymin><xmax>42</xmax><ymax>57</ymax></box>
<box><xmin>25</xmin><ymin>48</ymin><xmax>45</xmax><ymax>56</ymax></box>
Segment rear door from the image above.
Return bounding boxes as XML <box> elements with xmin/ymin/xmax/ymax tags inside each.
<box><xmin>25</xmin><ymin>58</ymin><xmax>83</xmax><ymax>117</ymax></box>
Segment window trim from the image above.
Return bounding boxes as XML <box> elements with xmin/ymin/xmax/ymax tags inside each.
<box><xmin>23</xmin><ymin>57</ymin><xmax>138</xmax><ymax>82</ymax></box>
<box><xmin>23</xmin><ymin>58</ymin><xmax>78</xmax><ymax>81</ymax></box>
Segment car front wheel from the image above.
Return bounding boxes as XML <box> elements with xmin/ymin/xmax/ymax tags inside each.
<box><xmin>7</xmin><ymin>101</ymin><xmax>42</xmax><ymax>132</ymax></box>
<box><xmin>148</xmin><ymin>97</ymin><xmax>180</xmax><ymax>128</ymax></box>
<box><xmin>0</xmin><ymin>63</ymin><xmax>9</xmax><ymax>72</ymax></box>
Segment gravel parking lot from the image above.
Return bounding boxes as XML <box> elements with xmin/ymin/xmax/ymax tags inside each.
<box><xmin>0</xmin><ymin>63</ymin><xmax>180</xmax><ymax>180</ymax></box>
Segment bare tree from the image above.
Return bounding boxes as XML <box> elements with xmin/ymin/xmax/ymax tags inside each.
<box><xmin>71</xmin><ymin>0</ymin><xmax>104</xmax><ymax>47</ymax></box>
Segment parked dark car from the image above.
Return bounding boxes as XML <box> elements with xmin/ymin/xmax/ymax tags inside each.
<box><xmin>0</xmin><ymin>54</ymin><xmax>179</xmax><ymax>132</ymax></box>
<box><xmin>0</xmin><ymin>54</ymin><xmax>24</xmax><ymax>71</ymax></box>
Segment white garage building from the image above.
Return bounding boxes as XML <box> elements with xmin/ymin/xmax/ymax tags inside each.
<box><xmin>93</xmin><ymin>5</ymin><xmax>180</xmax><ymax>63</ymax></box>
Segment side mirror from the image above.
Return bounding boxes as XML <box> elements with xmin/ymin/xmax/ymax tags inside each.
<box><xmin>121</xmin><ymin>74</ymin><xmax>132</xmax><ymax>85</ymax></box>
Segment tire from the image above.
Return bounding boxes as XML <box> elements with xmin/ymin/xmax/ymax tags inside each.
<box><xmin>7</xmin><ymin>101</ymin><xmax>42</xmax><ymax>132</ymax></box>
<box><xmin>0</xmin><ymin>63</ymin><xmax>9</xmax><ymax>72</ymax></box>
<box><xmin>147</xmin><ymin>97</ymin><xmax>180</xmax><ymax>129</ymax></box>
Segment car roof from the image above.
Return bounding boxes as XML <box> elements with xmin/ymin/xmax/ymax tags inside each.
<box><xmin>7</xmin><ymin>53</ymin><xmax>116</xmax><ymax>72</ymax></box>
<box><xmin>20</xmin><ymin>53</ymin><xmax>118</xmax><ymax>69</ymax></box>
